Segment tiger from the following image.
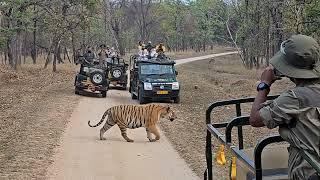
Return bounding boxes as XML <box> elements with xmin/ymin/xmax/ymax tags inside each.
<box><xmin>88</xmin><ymin>104</ymin><xmax>176</xmax><ymax>142</ymax></box>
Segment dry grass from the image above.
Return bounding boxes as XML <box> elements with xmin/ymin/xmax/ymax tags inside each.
<box><xmin>0</xmin><ymin>61</ymin><xmax>79</xmax><ymax>179</ymax></box>
<box><xmin>159</xmin><ymin>54</ymin><xmax>293</xmax><ymax>179</ymax></box>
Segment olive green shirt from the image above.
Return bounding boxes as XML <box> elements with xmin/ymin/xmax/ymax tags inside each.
<box><xmin>259</xmin><ymin>82</ymin><xmax>320</xmax><ymax>180</ymax></box>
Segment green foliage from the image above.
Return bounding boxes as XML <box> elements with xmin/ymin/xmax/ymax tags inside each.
<box><xmin>304</xmin><ymin>0</ymin><xmax>320</xmax><ymax>37</ymax></box>
<box><xmin>1</xmin><ymin>0</ymin><xmax>320</xmax><ymax>69</ymax></box>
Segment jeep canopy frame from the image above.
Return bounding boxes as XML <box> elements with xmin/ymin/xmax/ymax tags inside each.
<box><xmin>204</xmin><ymin>95</ymin><xmax>320</xmax><ymax>180</ymax></box>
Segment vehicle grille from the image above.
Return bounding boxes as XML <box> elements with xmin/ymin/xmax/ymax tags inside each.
<box><xmin>153</xmin><ymin>84</ymin><xmax>172</xmax><ymax>90</ymax></box>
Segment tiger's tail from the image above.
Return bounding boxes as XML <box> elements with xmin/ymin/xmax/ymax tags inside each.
<box><xmin>88</xmin><ymin>109</ymin><xmax>111</xmax><ymax>128</ymax></box>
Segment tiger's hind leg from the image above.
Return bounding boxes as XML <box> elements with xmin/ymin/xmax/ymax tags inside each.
<box><xmin>148</xmin><ymin>125</ymin><xmax>160</xmax><ymax>142</ymax></box>
<box><xmin>118</xmin><ymin>125</ymin><xmax>134</xmax><ymax>142</ymax></box>
<box><xmin>100</xmin><ymin>118</ymin><xmax>116</xmax><ymax>140</ymax></box>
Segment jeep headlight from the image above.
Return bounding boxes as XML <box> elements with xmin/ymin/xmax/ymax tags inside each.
<box><xmin>144</xmin><ymin>83</ymin><xmax>153</xmax><ymax>90</ymax></box>
<box><xmin>172</xmin><ymin>82</ymin><xmax>179</xmax><ymax>90</ymax></box>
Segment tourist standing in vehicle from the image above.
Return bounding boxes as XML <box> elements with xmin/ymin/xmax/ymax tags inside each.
<box><xmin>156</xmin><ymin>43</ymin><xmax>166</xmax><ymax>54</ymax></box>
<box><xmin>109</xmin><ymin>47</ymin><xmax>118</xmax><ymax>57</ymax></box>
<box><xmin>105</xmin><ymin>46</ymin><xmax>111</xmax><ymax>57</ymax></box>
<box><xmin>145</xmin><ymin>41</ymin><xmax>155</xmax><ymax>58</ymax></box>
<box><xmin>156</xmin><ymin>43</ymin><xmax>166</xmax><ymax>59</ymax></box>
<box><xmin>98</xmin><ymin>44</ymin><xmax>108</xmax><ymax>66</ymax></box>
<box><xmin>138</xmin><ymin>41</ymin><xmax>145</xmax><ymax>57</ymax></box>
<box><xmin>138</xmin><ymin>41</ymin><xmax>144</xmax><ymax>50</ymax></box>
<box><xmin>84</xmin><ymin>46</ymin><xmax>95</xmax><ymax>63</ymax></box>
<box><xmin>249</xmin><ymin>34</ymin><xmax>320</xmax><ymax>180</ymax></box>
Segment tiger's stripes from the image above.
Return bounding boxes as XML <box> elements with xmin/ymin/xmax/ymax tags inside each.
<box><xmin>88</xmin><ymin>104</ymin><xmax>176</xmax><ymax>142</ymax></box>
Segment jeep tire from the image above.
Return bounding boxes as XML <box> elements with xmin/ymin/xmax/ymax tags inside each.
<box><xmin>101</xmin><ymin>91</ymin><xmax>107</xmax><ymax>98</ymax></box>
<box><xmin>131</xmin><ymin>90</ymin><xmax>137</xmax><ymax>99</ymax></box>
<box><xmin>173</xmin><ymin>96</ymin><xmax>180</xmax><ymax>103</ymax></box>
<box><xmin>75</xmin><ymin>87</ymin><xmax>80</xmax><ymax>95</ymax></box>
<box><xmin>111</xmin><ymin>67</ymin><xmax>123</xmax><ymax>80</ymax></box>
<box><xmin>138</xmin><ymin>89</ymin><xmax>147</xmax><ymax>104</ymax></box>
<box><xmin>90</xmin><ymin>71</ymin><xmax>105</xmax><ymax>85</ymax></box>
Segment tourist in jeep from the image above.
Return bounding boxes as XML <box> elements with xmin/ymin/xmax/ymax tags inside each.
<box><xmin>156</xmin><ymin>43</ymin><xmax>167</xmax><ymax>59</ymax></box>
<box><xmin>156</xmin><ymin>43</ymin><xmax>166</xmax><ymax>54</ymax></box>
<box><xmin>84</xmin><ymin>46</ymin><xmax>96</xmax><ymax>63</ymax></box>
<box><xmin>98</xmin><ymin>44</ymin><xmax>108</xmax><ymax>65</ymax></box>
<box><xmin>145</xmin><ymin>41</ymin><xmax>155</xmax><ymax>59</ymax></box>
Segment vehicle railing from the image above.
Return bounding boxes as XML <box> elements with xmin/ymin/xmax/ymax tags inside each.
<box><xmin>204</xmin><ymin>95</ymin><xmax>279</xmax><ymax>180</ymax></box>
<box><xmin>204</xmin><ymin>95</ymin><xmax>320</xmax><ymax>180</ymax></box>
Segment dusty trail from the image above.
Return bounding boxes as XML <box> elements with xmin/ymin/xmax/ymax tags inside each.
<box><xmin>46</xmin><ymin>52</ymin><xmax>237</xmax><ymax>180</ymax></box>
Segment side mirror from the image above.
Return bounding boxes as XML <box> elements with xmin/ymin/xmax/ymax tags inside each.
<box><xmin>175</xmin><ymin>71</ymin><xmax>178</xmax><ymax>75</ymax></box>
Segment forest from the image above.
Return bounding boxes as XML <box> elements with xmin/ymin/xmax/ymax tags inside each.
<box><xmin>0</xmin><ymin>0</ymin><xmax>320</xmax><ymax>71</ymax></box>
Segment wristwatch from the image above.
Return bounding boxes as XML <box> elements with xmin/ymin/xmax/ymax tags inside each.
<box><xmin>257</xmin><ymin>82</ymin><xmax>270</xmax><ymax>92</ymax></box>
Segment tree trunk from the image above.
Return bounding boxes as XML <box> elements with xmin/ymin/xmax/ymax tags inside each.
<box><xmin>71</xmin><ymin>32</ymin><xmax>77</xmax><ymax>63</ymax></box>
<box><xmin>16</xmin><ymin>30</ymin><xmax>22</xmax><ymax>69</ymax></box>
<box><xmin>57</xmin><ymin>44</ymin><xmax>63</xmax><ymax>64</ymax></box>
<box><xmin>23</xmin><ymin>32</ymin><xmax>27</xmax><ymax>64</ymax></box>
<box><xmin>7</xmin><ymin>38</ymin><xmax>14</xmax><ymax>67</ymax></box>
<box><xmin>32</xmin><ymin>4</ymin><xmax>37</xmax><ymax>64</ymax></box>
<box><xmin>44</xmin><ymin>40</ymin><xmax>53</xmax><ymax>69</ymax></box>
<box><xmin>53</xmin><ymin>39</ymin><xmax>61</xmax><ymax>72</ymax></box>
<box><xmin>65</xmin><ymin>47</ymin><xmax>71</xmax><ymax>63</ymax></box>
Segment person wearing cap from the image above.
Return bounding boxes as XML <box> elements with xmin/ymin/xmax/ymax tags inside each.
<box><xmin>249</xmin><ymin>34</ymin><xmax>320</xmax><ymax>180</ymax></box>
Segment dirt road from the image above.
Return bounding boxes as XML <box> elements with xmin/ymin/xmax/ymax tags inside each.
<box><xmin>46</xmin><ymin>52</ymin><xmax>237</xmax><ymax>180</ymax></box>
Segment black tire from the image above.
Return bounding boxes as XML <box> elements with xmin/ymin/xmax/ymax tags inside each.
<box><xmin>75</xmin><ymin>87</ymin><xmax>80</xmax><ymax>95</ymax></box>
<box><xmin>131</xmin><ymin>90</ymin><xmax>137</xmax><ymax>99</ymax></box>
<box><xmin>111</xmin><ymin>67</ymin><xmax>123</xmax><ymax>80</ymax></box>
<box><xmin>101</xmin><ymin>91</ymin><xmax>107</xmax><ymax>98</ymax></box>
<box><xmin>74</xmin><ymin>76</ymin><xmax>77</xmax><ymax>86</ymax></box>
<box><xmin>173</xmin><ymin>96</ymin><xmax>180</xmax><ymax>103</ymax></box>
<box><xmin>138</xmin><ymin>89</ymin><xmax>147</xmax><ymax>104</ymax></box>
<box><xmin>122</xmin><ymin>84</ymin><xmax>127</xmax><ymax>90</ymax></box>
<box><xmin>90</xmin><ymin>70</ymin><xmax>105</xmax><ymax>85</ymax></box>
<box><xmin>129</xmin><ymin>82</ymin><xmax>133</xmax><ymax>93</ymax></box>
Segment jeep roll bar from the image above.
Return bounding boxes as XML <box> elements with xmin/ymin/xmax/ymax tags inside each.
<box><xmin>204</xmin><ymin>95</ymin><xmax>320</xmax><ymax>180</ymax></box>
<box><xmin>204</xmin><ymin>95</ymin><xmax>279</xmax><ymax>180</ymax></box>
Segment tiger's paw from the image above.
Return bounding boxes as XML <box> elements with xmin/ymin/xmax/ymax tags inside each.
<box><xmin>127</xmin><ymin>139</ymin><xmax>134</xmax><ymax>143</ymax></box>
<box><xmin>149</xmin><ymin>139</ymin><xmax>157</xmax><ymax>142</ymax></box>
<box><xmin>100</xmin><ymin>137</ymin><xmax>107</xmax><ymax>140</ymax></box>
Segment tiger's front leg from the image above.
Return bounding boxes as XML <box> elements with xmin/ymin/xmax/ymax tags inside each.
<box><xmin>146</xmin><ymin>128</ymin><xmax>155</xmax><ymax>142</ymax></box>
<box><xmin>148</xmin><ymin>125</ymin><xmax>160</xmax><ymax>142</ymax></box>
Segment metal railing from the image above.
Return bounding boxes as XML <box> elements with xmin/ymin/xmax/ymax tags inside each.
<box><xmin>204</xmin><ymin>95</ymin><xmax>279</xmax><ymax>180</ymax></box>
<box><xmin>204</xmin><ymin>95</ymin><xmax>320</xmax><ymax>180</ymax></box>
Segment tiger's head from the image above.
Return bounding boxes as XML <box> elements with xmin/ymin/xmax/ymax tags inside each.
<box><xmin>161</xmin><ymin>106</ymin><xmax>177</xmax><ymax>121</ymax></box>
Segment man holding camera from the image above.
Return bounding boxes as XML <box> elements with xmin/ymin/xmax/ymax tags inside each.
<box><xmin>249</xmin><ymin>34</ymin><xmax>320</xmax><ymax>180</ymax></box>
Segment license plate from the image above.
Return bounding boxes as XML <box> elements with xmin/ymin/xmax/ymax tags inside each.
<box><xmin>157</xmin><ymin>91</ymin><xmax>168</xmax><ymax>95</ymax></box>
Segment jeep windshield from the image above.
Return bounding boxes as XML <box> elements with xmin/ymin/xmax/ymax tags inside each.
<box><xmin>140</xmin><ymin>64</ymin><xmax>174</xmax><ymax>76</ymax></box>
<box><xmin>140</xmin><ymin>64</ymin><xmax>176</xmax><ymax>81</ymax></box>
